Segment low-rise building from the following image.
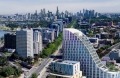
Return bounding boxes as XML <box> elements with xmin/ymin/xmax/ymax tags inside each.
<box><xmin>89</xmin><ymin>37</ymin><xmax>99</xmax><ymax>48</ymax></box>
<box><xmin>109</xmin><ymin>49</ymin><xmax>120</xmax><ymax>60</ymax></box>
<box><xmin>48</xmin><ymin>60</ymin><xmax>86</xmax><ymax>78</ymax></box>
<box><xmin>115</xmin><ymin>31</ymin><xmax>120</xmax><ymax>38</ymax></box>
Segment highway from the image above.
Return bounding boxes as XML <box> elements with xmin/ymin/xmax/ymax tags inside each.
<box><xmin>34</xmin><ymin>58</ymin><xmax>52</xmax><ymax>75</ymax></box>
<box><xmin>26</xmin><ymin>45</ymin><xmax>62</xmax><ymax>78</ymax></box>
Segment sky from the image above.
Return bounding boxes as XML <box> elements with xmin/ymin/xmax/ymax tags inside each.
<box><xmin>0</xmin><ymin>0</ymin><xmax>120</xmax><ymax>15</ymax></box>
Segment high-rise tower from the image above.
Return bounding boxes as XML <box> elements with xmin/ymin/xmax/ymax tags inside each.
<box><xmin>56</xmin><ymin>6</ymin><xmax>59</xmax><ymax>19</ymax></box>
<box><xmin>33</xmin><ymin>30</ymin><xmax>42</xmax><ymax>54</ymax></box>
<box><xmin>16</xmin><ymin>29</ymin><xmax>34</xmax><ymax>58</ymax></box>
<box><xmin>63</xmin><ymin>28</ymin><xmax>120</xmax><ymax>78</ymax></box>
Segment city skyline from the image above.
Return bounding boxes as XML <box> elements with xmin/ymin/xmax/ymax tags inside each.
<box><xmin>0</xmin><ymin>0</ymin><xmax>120</xmax><ymax>15</ymax></box>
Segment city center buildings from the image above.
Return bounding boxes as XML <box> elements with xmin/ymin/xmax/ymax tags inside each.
<box><xmin>63</xmin><ymin>28</ymin><xmax>120</xmax><ymax>78</ymax></box>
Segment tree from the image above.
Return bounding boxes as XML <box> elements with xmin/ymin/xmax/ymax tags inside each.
<box><xmin>43</xmin><ymin>48</ymin><xmax>52</xmax><ymax>56</ymax></box>
<box><xmin>40</xmin><ymin>32</ymin><xmax>62</xmax><ymax>58</ymax></box>
<box><xmin>10</xmin><ymin>53</ymin><xmax>19</xmax><ymax>60</ymax></box>
<box><xmin>1</xmin><ymin>66</ymin><xmax>14</xmax><ymax>77</ymax></box>
<box><xmin>96</xmin><ymin>49</ymin><xmax>103</xmax><ymax>54</ymax></box>
<box><xmin>34</xmin><ymin>55</ymin><xmax>39</xmax><ymax>61</ymax></box>
<box><xmin>0</xmin><ymin>66</ymin><xmax>22</xmax><ymax>77</ymax></box>
<box><xmin>0</xmin><ymin>75</ymin><xmax>4</xmax><ymax>78</ymax></box>
<box><xmin>0</xmin><ymin>56</ymin><xmax>8</xmax><ymax>66</ymax></box>
<box><xmin>26</xmin><ymin>56</ymin><xmax>33</xmax><ymax>64</ymax></box>
<box><xmin>13</xmin><ymin>67</ymin><xmax>22</xmax><ymax>77</ymax></box>
<box><xmin>31</xmin><ymin>73</ymin><xmax>37</xmax><ymax>78</ymax></box>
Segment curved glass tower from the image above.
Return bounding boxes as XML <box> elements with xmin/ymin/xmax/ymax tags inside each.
<box><xmin>63</xmin><ymin>28</ymin><xmax>120</xmax><ymax>78</ymax></box>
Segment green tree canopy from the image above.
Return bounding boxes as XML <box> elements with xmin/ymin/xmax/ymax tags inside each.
<box><xmin>0</xmin><ymin>56</ymin><xmax>8</xmax><ymax>66</ymax></box>
<box><xmin>31</xmin><ymin>73</ymin><xmax>37</xmax><ymax>78</ymax></box>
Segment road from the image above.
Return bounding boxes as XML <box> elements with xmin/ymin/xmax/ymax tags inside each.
<box><xmin>34</xmin><ymin>58</ymin><xmax>51</xmax><ymax>75</ymax></box>
<box><xmin>25</xmin><ymin>45</ymin><xmax>62</xmax><ymax>78</ymax></box>
<box><xmin>102</xmin><ymin>42</ymin><xmax>120</xmax><ymax>57</ymax></box>
<box><xmin>24</xmin><ymin>66</ymin><xmax>37</xmax><ymax>78</ymax></box>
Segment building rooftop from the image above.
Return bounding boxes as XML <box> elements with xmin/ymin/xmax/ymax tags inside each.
<box><xmin>16</xmin><ymin>28</ymin><xmax>33</xmax><ymax>32</ymax></box>
<box><xmin>54</xmin><ymin>60</ymin><xmax>79</xmax><ymax>65</ymax></box>
<box><xmin>111</xmin><ymin>49</ymin><xmax>120</xmax><ymax>53</ymax></box>
<box><xmin>62</xmin><ymin>60</ymin><xmax>79</xmax><ymax>65</ymax></box>
<box><xmin>33</xmin><ymin>27</ymin><xmax>55</xmax><ymax>31</ymax></box>
<box><xmin>49</xmin><ymin>73</ymin><xmax>72</xmax><ymax>77</ymax></box>
<box><xmin>64</xmin><ymin>28</ymin><xmax>83</xmax><ymax>36</ymax></box>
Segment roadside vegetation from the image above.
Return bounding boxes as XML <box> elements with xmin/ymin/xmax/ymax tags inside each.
<box><xmin>31</xmin><ymin>73</ymin><xmax>37</xmax><ymax>78</ymax></box>
<box><xmin>67</xmin><ymin>20</ymin><xmax>76</xmax><ymax>28</ymax></box>
<box><xmin>40</xmin><ymin>19</ymin><xmax>76</xmax><ymax>58</ymax></box>
<box><xmin>40</xmin><ymin>33</ymin><xmax>62</xmax><ymax>58</ymax></box>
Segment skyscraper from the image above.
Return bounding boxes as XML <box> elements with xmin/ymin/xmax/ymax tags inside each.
<box><xmin>63</xmin><ymin>28</ymin><xmax>120</xmax><ymax>78</ymax></box>
<box><xmin>16</xmin><ymin>29</ymin><xmax>34</xmax><ymax>58</ymax></box>
<box><xmin>56</xmin><ymin>6</ymin><xmax>59</xmax><ymax>19</ymax></box>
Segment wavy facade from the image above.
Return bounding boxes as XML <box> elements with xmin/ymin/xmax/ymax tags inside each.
<box><xmin>63</xmin><ymin>28</ymin><xmax>120</xmax><ymax>78</ymax></box>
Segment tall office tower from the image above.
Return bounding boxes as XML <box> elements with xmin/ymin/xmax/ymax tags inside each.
<box><xmin>16</xmin><ymin>29</ymin><xmax>34</xmax><ymax>58</ymax></box>
<box><xmin>33</xmin><ymin>31</ymin><xmax>42</xmax><ymax>54</ymax></box>
<box><xmin>27</xmin><ymin>13</ymin><xmax>31</xmax><ymax>20</ymax></box>
<box><xmin>40</xmin><ymin>9</ymin><xmax>43</xmax><ymax>16</ymax></box>
<box><xmin>56</xmin><ymin>6</ymin><xmax>59</xmax><ymax>18</ymax></box>
<box><xmin>63</xmin><ymin>28</ymin><xmax>120</xmax><ymax>78</ymax></box>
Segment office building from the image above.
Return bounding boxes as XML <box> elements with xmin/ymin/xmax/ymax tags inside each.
<box><xmin>50</xmin><ymin>23</ymin><xmax>60</xmax><ymax>38</ymax></box>
<box><xmin>33</xmin><ymin>30</ymin><xmax>42</xmax><ymax>54</ymax></box>
<box><xmin>50</xmin><ymin>19</ymin><xmax>63</xmax><ymax>38</ymax></box>
<box><xmin>55</xmin><ymin>19</ymin><xmax>64</xmax><ymax>32</ymax></box>
<box><xmin>56</xmin><ymin>19</ymin><xmax>64</xmax><ymax>32</ymax></box>
<box><xmin>33</xmin><ymin>28</ymin><xmax>55</xmax><ymax>44</ymax></box>
<box><xmin>63</xmin><ymin>28</ymin><xmax>120</xmax><ymax>78</ymax></box>
<box><xmin>118</xmin><ymin>22</ymin><xmax>120</xmax><ymax>27</ymax></box>
<box><xmin>4</xmin><ymin>33</ymin><xmax>16</xmax><ymax>49</ymax></box>
<box><xmin>116</xmin><ymin>31</ymin><xmax>120</xmax><ymax>38</ymax></box>
<box><xmin>16</xmin><ymin>29</ymin><xmax>33</xmax><ymax>58</ymax></box>
<box><xmin>49</xmin><ymin>60</ymin><xmax>86</xmax><ymax>78</ymax></box>
<box><xmin>42</xmin><ymin>29</ymin><xmax>54</xmax><ymax>43</ymax></box>
<box><xmin>89</xmin><ymin>37</ymin><xmax>99</xmax><ymax>48</ymax></box>
<box><xmin>109</xmin><ymin>49</ymin><xmax>120</xmax><ymax>60</ymax></box>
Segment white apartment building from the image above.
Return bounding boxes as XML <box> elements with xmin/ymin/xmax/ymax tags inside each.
<box><xmin>49</xmin><ymin>60</ymin><xmax>86</xmax><ymax>78</ymax></box>
<box><xmin>63</xmin><ymin>28</ymin><xmax>120</xmax><ymax>78</ymax></box>
<box><xmin>16</xmin><ymin>29</ymin><xmax>34</xmax><ymax>58</ymax></box>
<box><xmin>33</xmin><ymin>30</ymin><xmax>42</xmax><ymax>54</ymax></box>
